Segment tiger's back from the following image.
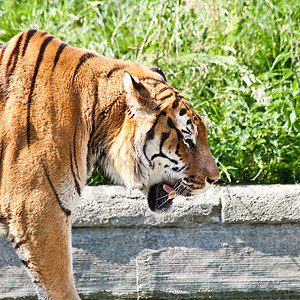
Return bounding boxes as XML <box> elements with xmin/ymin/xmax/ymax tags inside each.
<box><xmin>0</xmin><ymin>30</ymin><xmax>219</xmax><ymax>299</ymax></box>
<box><xmin>0</xmin><ymin>30</ymin><xmax>131</xmax><ymax>209</ymax></box>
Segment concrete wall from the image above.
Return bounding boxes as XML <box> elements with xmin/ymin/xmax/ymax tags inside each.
<box><xmin>0</xmin><ymin>185</ymin><xmax>299</xmax><ymax>299</ymax></box>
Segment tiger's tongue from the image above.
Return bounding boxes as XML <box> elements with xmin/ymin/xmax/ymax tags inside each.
<box><xmin>162</xmin><ymin>184</ymin><xmax>178</xmax><ymax>198</ymax></box>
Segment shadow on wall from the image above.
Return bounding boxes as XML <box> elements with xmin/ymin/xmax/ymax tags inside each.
<box><xmin>72</xmin><ymin>223</ymin><xmax>300</xmax><ymax>264</ymax></box>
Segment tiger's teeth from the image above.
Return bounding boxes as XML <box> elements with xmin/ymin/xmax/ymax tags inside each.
<box><xmin>162</xmin><ymin>184</ymin><xmax>178</xmax><ymax>199</ymax></box>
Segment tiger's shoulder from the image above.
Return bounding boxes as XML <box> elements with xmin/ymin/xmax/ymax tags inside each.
<box><xmin>0</xmin><ymin>29</ymin><xmax>103</xmax><ymax>84</ymax></box>
<box><xmin>0</xmin><ymin>29</ymin><xmax>156</xmax><ymax>96</ymax></box>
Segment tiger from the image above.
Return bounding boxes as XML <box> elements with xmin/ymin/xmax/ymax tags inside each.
<box><xmin>0</xmin><ymin>30</ymin><xmax>219</xmax><ymax>299</ymax></box>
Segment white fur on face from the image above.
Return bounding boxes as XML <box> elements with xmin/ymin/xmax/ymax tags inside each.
<box><xmin>175</xmin><ymin>111</ymin><xmax>198</xmax><ymax>147</ymax></box>
<box><xmin>144</xmin><ymin>135</ymin><xmax>185</xmax><ymax>186</ymax></box>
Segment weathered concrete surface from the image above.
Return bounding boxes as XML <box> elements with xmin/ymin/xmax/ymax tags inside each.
<box><xmin>74</xmin><ymin>224</ymin><xmax>300</xmax><ymax>294</ymax></box>
<box><xmin>72</xmin><ymin>185</ymin><xmax>222</xmax><ymax>227</ymax></box>
<box><xmin>0</xmin><ymin>185</ymin><xmax>299</xmax><ymax>299</ymax></box>
<box><xmin>221</xmin><ymin>185</ymin><xmax>300</xmax><ymax>224</ymax></box>
<box><xmin>72</xmin><ymin>185</ymin><xmax>300</xmax><ymax>227</ymax></box>
<box><xmin>1</xmin><ymin>225</ymin><xmax>300</xmax><ymax>298</ymax></box>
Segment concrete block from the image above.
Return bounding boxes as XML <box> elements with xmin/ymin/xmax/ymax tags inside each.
<box><xmin>72</xmin><ymin>185</ymin><xmax>222</xmax><ymax>228</ymax></box>
<box><xmin>1</xmin><ymin>184</ymin><xmax>300</xmax><ymax>299</ymax></box>
<box><xmin>1</xmin><ymin>224</ymin><xmax>300</xmax><ymax>298</ymax></box>
<box><xmin>221</xmin><ymin>185</ymin><xmax>300</xmax><ymax>224</ymax></box>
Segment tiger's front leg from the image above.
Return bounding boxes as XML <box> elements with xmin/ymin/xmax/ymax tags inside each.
<box><xmin>7</xmin><ymin>195</ymin><xmax>80</xmax><ymax>300</ymax></box>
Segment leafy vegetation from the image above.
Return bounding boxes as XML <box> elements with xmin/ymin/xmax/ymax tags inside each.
<box><xmin>0</xmin><ymin>0</ymin><xmax>299</xmax><ymax>184</ymax></box>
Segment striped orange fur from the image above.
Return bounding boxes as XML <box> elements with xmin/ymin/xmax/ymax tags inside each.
<box><xmin>0</xmin><ymin>30</ymin><xmax>219</xmax><ymax>299</ymax></box>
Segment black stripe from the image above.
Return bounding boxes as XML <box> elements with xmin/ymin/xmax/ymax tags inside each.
<box><xmin>21</xmin><ymin>259</ymin><xmax>30</xmax><ymax>268</ymax></box>
<box><xmin>89</xmin><ymin>95</ymin><xmax>122</xmax><ymax>154</ymax></box>
<box><xmin>89</xmin><ymin>83</ymin><xmax>98</xmax><ymax>148</ymax></box>
<box><xmin>73</xmin><ymin>125</ymin><xmax>80</xmax><ymax>180</ymax></box>
<box><xmin>142</xmin><ymin>111</ymin><xmax>167</xmax><ymax>167</ymax></box>
<box><xmin>43</xmin><ymin>165</ymin><xmax>71</xmax><ymax>216</ymax></box>
<box><xmin>22</xmin><ymin>29</ymin><xmax>37</xmax><ymax>56</ymax></box>
<box><xmin>157</xmin><ymin>86</ymin><xmax>172</xmax><ymax>95</ymax></box>
<box><xmin>167</xmin><ymin>117</ymin><xmax>183</xmax><ymax>139</ymax></box>
<box><xmin>154</xmin><ymin>103</ymin><xmax>163</xmax><ymax>111</ymax></box>
<box><xmin>0</xmin><ymin>140</ymin><xmax>4</xmax><ymax>185</ymax></box>
<box><xmin>27</xmin><ymin>35</ymin><xmax>55</xmax><ymax>145</ymax></box>
<box><xmin>86</xmin><ymin>82</ymin><xmax>99</xmax><ymax>172</ymax></box>
<box><xmin>70</xmin><ymin>150</ymin><xmax>81</xmax><ymax>196</ymax></box>
<box><xmin>159</xmin><ymin>93</ymin><xmax>173</xmax><ymax>102</ymax></box>
<box><xmin>160</xmin><ymin>131</ymin><xmax>170</xmax><ymax>147</ymax></box>
<box><xmin>183</xmin><ymin>100</ymin><xmax>191</xmax><ymax>108</ymax></box>
<box><xmin>172</xmin><ymin>166</ymin><xmax>185</xmax><ymax>172</ymax></box>
<box><xmin>196</xmin><ymin>115</ymin><xmax>202</xmax><ymax>121</ymax></box>
<box><xmin>151</xmin><ymin>152</ymin><xmax>178</xmax><ymax>165</ymax></box>
<box><xmin>187</xmin><ymin>178</ymin><xmax>202</xmax><ymax>185</ymax></box>
<box><xmin>179</xmin><ymin>108</ymin><xmax>187</xmax><ymax>116</ymax></box>
<box><xmin>149</xmin><ymin>81</ymin><xmax>161</xmax><ymax>88</ymax></box>
<box><xmin>107</xmin><ymin>66</ymin><xmax>123</xmax><ymax>78</ymax></box>
<box><xmin>87</xmin><ymin>95</ymin><xmax>125</xmax><ymax>172</ymax></box>
<box><xmin>0</xmin><ymin>43</ymin><xmax>8</xmax><ymax>65</ymax></box>
<box><xmin>145</xmin><ymin>111</ymin><xmax>166</xmax><ymax>140</ymax></box>
<box><xmin>177</xmin><ymin>95</ymin><xmax>185</xmax><ymax>101</ymax></box>
<box><xmin>182</xmin><ymin>128</ymin><xmax>192</xmax><ymax>135</ymax></box>
<box><xmin>52</xmin><ymin>42</ymin><xmax>67</xmax><ymax>71</ymax></box>
<box><xmin>185</xmin><ymin>138</ymin><xmax>195</xmax><ymax>149</ymax></box>
<box><xmin>90</xmin><ymin>131</ymin><xmax>101</xmax><ymax>153</ymax></box>
<box><xmin>172</xmin><ymin>95</ymin><xmax>184</xmax><ymax>109</ymax></box>
<box><xmin>14</xmin><ymin>240</ymin><xmax>26</xmax><ymax>250</ymax></box>
<box><xmin>41</xmin><ymin>31</ymin><xmax>48</xmax><ymax>36</ymax></box>
<box><xmin>5</xmin><ymin>33</ymin><xmax>24</xmax><ymax>88</ymax></box>
<box><xmin>151</xmin><ymin>131</ymin><xmax>178</xmax><ymax>165</ymax></box>
<box><xmin>10</xmin><ymin>236</ymin><xmax>15</xmax><ymax>244</ymax></box>
<box><xmin>141</xmin><ymin>77</ymin><xmax>165</xmax><ymax>84</ymax></box>
<box><xmin>172</xmin><ymin>99</ymin><xmax>179</xmax><ymax>109</ymax></box>
<box><xmin>0</xmin><ymin>214</ymin><xmax>5</xmax><ymax>223</ymax></box>
<box><xmin>0</xmin><ymin>139</ymin><xmax>3</xmax><ymax>161</ymax></box>
<box><xmin>72</xmin><ymin>52</ymin><xmax>97</xmax><ymax>81</ymax></box>
<box><xmin>33</xmin><ymin>280</ymin><xmax>41</xmax><ymax>285</ymax></box>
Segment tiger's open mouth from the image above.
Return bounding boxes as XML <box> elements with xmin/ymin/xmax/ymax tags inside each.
<box><xmin>148</xmin><ymin>183</ymin><xmax>174</xmax><ymax>212</ymax></box>
<box><xmin>147</xmin><ymin>181</ymin><xmax>189</xmax><ymax>212</ymax></box>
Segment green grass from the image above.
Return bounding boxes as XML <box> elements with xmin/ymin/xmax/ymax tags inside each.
<box><xmin>0</xmin><ymin>0</ymin><xmax>299</xmax><ymax>184</ymax></box>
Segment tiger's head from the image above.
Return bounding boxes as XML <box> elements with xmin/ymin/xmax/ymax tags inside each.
<box><xmin>104</xmin><ymin>66</ymin><xmax>219</xmax><ymax>212</ymax></box>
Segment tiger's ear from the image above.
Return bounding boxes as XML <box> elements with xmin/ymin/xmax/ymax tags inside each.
<box><xmin>123</xmin><ymin>71</ymin><xmax>155</xmax><ymax>117</ymax></box>
<box><xmin>150</xmin><ymin>67</ymin><xmax>167</xmax><ymax>82</ymax></box>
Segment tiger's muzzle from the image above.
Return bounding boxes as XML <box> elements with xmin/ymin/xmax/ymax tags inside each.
<box><xmin>147</xmin><ymin>180</ymin><xmax>192</xmax><ymax>212</ymax></box>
